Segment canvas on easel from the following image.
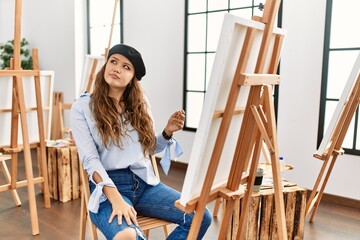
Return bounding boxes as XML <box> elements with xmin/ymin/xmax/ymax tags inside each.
<box><xmin>0</xmin><ymin>71</ymin><xmax>54</xmax><ymax>145</ymax></box>
<box><xmin>176</xmin><ymin>1</ymin><xmax>288</xmax><ymax>239</ymax></box>
<box><xmin>306</xmin><ymin>52</ymin><xmax>360</xmax><ymax>221</ymax></box>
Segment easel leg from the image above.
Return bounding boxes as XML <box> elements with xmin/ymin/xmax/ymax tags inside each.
<box><xmin>32</xmin><ymin>48</ymin><xmax>51</xmax><ymax>208</ymax></box>
<box><xmin>235</xmin><ymin>133</ymin><xmax>262</xmax><ymax>240</ymax></box>
<box><xmin>38</xmin><ymin>145</ymin><xmax>51</xmax><ymax>208</ymax></box>
<box><xmin>10</xmin><ymin>81</ymin><xmax>19</xmax><ymax>190</ymax></box>
<box><xmin>16</xmin><ymin>75</ymin><xmax>40</xmax><ymax>235</ymax></box>
<box><xmin>218</xmin><ymin>198</ymin><xmax>237</xmax><ymax>239</ymax></box>
<box><xmin>263</xmin><ymin>87</ymin><xmax>287</xmax><ymax>240</ymax></box>
<box><xmin>187</xmin><ymin>205</ymin><xmax>208</xmax><ymax>240</ymax></box>
<box><xmin>305</xmin><ymin>158</ymin><xmax>329</xmax><ymax>216</ymax></box>
<box><xmin>269</xmin><ymin>152</ymin><xmax>287</xmax><ymax>239</ymax></box>
<box><xmin>213</xmin><ymin>197</ymin><xmax>223</xmax><ymax>218</ymax></box>
<box><xmin>307</xmin><ymin>155</ymin><xmax>338</xmax><ymax>222</ymax></box>
<box><xmin>306</xmin><ymin>154</ymin><xmax>334</xmax><ymax>216</ymax></box>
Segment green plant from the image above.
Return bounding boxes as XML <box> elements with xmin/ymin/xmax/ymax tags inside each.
<box><xmin>0</xmin><ymin>38</ymin><xmax>33</xmax><ymax>69</ymax></box>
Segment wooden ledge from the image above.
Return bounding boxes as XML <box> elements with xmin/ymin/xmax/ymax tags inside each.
<box><xmin>0</xmin><ymin>70</ymin><xmax>40</xmax><ymax>77</ymax></box>
<box><xmin>238</xmin><ymin>73</ymin><xmax>280</xmax><ymax>86</ymax></box>
<box><xmin>0</xmin><ymin>146</ymin><xmax>23</xmax><ymax>153</ymax></box>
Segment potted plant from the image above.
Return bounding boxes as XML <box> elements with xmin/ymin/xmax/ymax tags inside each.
<box><xmin>0</xmin><ymin>38</ymin><xmax>33</xmax><ymax>69</ymax></box>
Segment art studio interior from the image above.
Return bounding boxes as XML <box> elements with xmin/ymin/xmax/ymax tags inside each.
<box><xmin>0</xmin><ymin>0</ymin><xmax>359</xmax><ymax>239</ymax></box>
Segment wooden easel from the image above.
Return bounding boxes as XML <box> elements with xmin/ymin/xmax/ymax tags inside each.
<box><xmin>175</xmin><ymin>1</ymin><xmax>288</xmax><ymax>239</ymax></box>
<box><xmin>306</xmin><ymin>53</ymin><xmax>360</xmax><ymax>222</ymax></box>
<box><xmin>0</xmin><ymin>0</ymin><xmax>50</xmax><ymax>235</ymax></box>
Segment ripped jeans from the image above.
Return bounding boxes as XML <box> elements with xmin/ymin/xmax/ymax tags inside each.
<box><xmin>89</xmin><ymin>167</ymin><xmax>212</xmax><ymax>240</ymax></box>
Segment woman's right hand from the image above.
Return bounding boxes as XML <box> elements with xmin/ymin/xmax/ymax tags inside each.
<box><xmin>108</xmin><ymin>195</ymin><xmax>139</xmax><ymax>226</ymax></box>
<box><xmin>92</xmin><ymin>172</ymin><xmax>138</xmax><ymax>226</ymax></box>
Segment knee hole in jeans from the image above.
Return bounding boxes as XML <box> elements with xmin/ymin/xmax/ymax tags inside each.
<box><xmin>113</xmin><ymin>227</ymin><xmax>137</xmax><ymax>240</ymax></box>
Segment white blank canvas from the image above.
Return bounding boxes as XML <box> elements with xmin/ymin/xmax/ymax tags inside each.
<box><xmin>0</xmin><ymin>71</ymin><xmax>54</xmax><ymax>146</ymax></box>
<box><xmin>78</xmin><ymin>55</ymin><xmax>105</xmax><ymax>97</ymax></box>
<box><xmin>316</xmin><ymin>52</ymin><xmax>360</xmax><ymax>156</ymax></box>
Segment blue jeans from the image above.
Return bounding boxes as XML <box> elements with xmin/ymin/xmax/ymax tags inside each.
<box><xmin>89</xmin><ymin>168</ymin><xmax>212</xmax><ymax>240</ymax></box>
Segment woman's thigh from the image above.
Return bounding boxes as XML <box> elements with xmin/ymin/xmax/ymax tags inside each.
<box><xmin>134</xmin><ymin>182</ymin><xmax>186</xmax><ymax>224</ymax></box>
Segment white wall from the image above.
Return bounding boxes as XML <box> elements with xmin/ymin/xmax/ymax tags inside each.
<box><xmin>279</xmin><ymin>0</ymin><xmax>360</xmax><ymax>200</ymax></box>
<box><xmin>0</xmin><ymin>0</ymin><xmax>87</xmax><ymax>103</ymax></box>
<box><xmin>1</xmin><ymin>0</ymin><xmax>358</xmax><ymax>200</ymax></box>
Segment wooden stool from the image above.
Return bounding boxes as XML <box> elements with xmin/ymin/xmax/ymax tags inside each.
<box><xmin>229</xmin><ymin>186</ymin><xmax>306</xmax><ymax>240</ymax></box>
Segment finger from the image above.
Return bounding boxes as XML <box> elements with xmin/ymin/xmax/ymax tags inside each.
<box><xmin>177</xmin><ymin>112</ymin><xmax>186</xmax><ymax>120</ymax></box>
<box><xmin>179</xmin><ymin>109</ymin><xmax>185</xmax><ymax>114</ymax></box>
<box><xmin>172</xmin><ymin>110</ymin><xmax>185</xmax><ymax>119</ymax></box>
<box><xmin>176</xmin><ymin>110</ymin><xmax>184</xmax><ymax>117</ymax></box>
<box><xmin>131</xmin><ymin>215</ymin><xmax>139</xmax><ymax>226</ymax></box>
<box><xmin>117</xmin><ymin>214</ymin><xmax>123</xmax><ymax>225</ymax></box>
<box><xmin>170</xmin><ymin>112</ymin><xmax>178</xmax><ymax>118</ymax></box>
<box><xmin>109</xmin><ymin>213</ymin><xmax>115</xmax><ymax>224</ymax></box>
<box><xmin>129</xmin><ymin>208</ymin><xmax>139</xmax><ymax>226</ymax></box>
<box><xmin>173</xmin><ymin>119</ymin><xmax>184</xmax><ymax>127</ymax></box>
<box><xmin>174</xmin><ymin>114</ymin><xmax>185</xmax><ymax>121</ymax></box>
<box><xmin>131</xmin><ymin>207</ymin><xmax>137</xmax><ymax>217</ymax></box>
<box><xmin>124</xmin><ymin>214</ymin><xmax>132</xmax><ymax>226</ymax></box>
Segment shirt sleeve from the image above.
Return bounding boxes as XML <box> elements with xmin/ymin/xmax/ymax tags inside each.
<box><xmin>70</xmin><ymin>98</ymin><xmax>116</xmax><ymax>213</ymax></box>
<box><xmin>155</xmin><ymin>132</ymin><xmax>183</xmax><ymax>175</ymax></box>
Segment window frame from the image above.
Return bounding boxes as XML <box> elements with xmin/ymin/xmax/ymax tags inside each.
<box><xmin>317</xmin><ymin>0</ymin><xmax>360</xmax><ymax>155</ymax></box>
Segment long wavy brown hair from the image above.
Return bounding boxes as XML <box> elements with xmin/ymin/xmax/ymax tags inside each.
<box><xmin>90</xmin><ymin>64</ymin><xmax>156</xmax><ymax>155</ymax></box>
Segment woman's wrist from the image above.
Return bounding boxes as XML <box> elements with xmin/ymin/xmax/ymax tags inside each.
<box><xmin>162</xmin><ymin>129</ymin><xmax>173</xmax><ymax>140</ymax></box>
<box><xmin>104</xmin><ymin>186</ymin><xmax>123</xmax><ymax>202</ymax></box>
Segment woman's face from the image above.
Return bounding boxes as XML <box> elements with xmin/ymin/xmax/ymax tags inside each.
<box><xmin>104</xmin><ymin>53</ymin><xmax>135</xmax><ymax>95</ymax></box>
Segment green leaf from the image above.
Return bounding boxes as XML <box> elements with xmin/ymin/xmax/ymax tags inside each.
<box><xmin>0</xmin><ymin>38</ymin><xmax>33</xmax><ymax>69</ymax></box>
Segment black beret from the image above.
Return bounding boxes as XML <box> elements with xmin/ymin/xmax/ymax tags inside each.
<box><xmin>107</xmin><ymin>44</ymin><xmax>146</xmax><ymax>80</ymax></box>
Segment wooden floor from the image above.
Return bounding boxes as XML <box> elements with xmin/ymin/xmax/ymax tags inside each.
<box><xmin>0</xmin><ymin>154</ymin><xmax>359</xmax><ymax>240</ymax></box>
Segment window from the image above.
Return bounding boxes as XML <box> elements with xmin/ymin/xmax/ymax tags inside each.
<box><xmin>87</xmin><ymin>0</ymin><xmax>123</xmax><ymax>55</ymax></box>
<box><xmin>184</xmin><ymin>0</ymin><xmax>269</xmax><ymax>130</ymax></box>
<box><xmin>318</xmin><ymin>0</ymin><xmax>360</xmax><ymax>154</ymax></box>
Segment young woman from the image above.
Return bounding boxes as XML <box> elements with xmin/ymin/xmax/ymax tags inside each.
<box><xmin>70</xmin><ymin>44</ymin><xmax>212</xmax><ymax>240</ymax></box>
